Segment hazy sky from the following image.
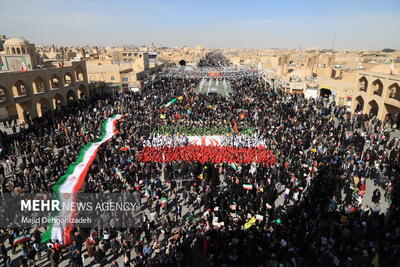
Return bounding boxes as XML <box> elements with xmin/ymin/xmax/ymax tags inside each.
<box><xmin>1</xmin><ymin>0</ymin><xmax>400</xmax><ymax>49</ymax></box>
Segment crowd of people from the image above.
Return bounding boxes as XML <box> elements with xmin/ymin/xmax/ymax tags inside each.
<box><xmin>0</xmin><ymin>52</ymin><xmax>399</xmax><ymax>267</ymax></box>
<box><xmin>144</xmin><ymin>134</ymin><xmax>266</xmax><ymax>148</ymax></box>
<box><xmin>137</xmin><ymin>145</ymin><xmax>276</xmax><ymax>165</ymax></box>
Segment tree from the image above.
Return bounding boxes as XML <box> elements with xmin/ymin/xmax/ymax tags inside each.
<box><xmin>382</xmin><ymin>48</ymin><xmax>396</xmax><ymax>53</ymax></box>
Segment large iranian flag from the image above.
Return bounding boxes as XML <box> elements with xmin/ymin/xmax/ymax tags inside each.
<box><xmin>41</xmin><ymin>114</ymin><xmax>123</xmax><ymax>245</ymax></box>
<box><xmin>138</xmin><ymin>134</ymin><xmax>275</xmax><ymax>165</ymax></box>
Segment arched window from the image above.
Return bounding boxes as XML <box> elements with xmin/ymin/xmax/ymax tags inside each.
<box><xmin>75</xmin><ymin>65</ymin><xmax>84</xmax><ymax>81</ymax></box>
<box><xmin>368</xmin><ymin>100</ymin><xmax>379</xmax><ymax>116</ymax></box>
<box><xmin>66</xmin><ymin>90</ymin><xmax>77</xmax><ymax>102</ymax></box>
<box><xmin>50</xmin><ymin>75</ymin><xmax>60</xmax><ymax>89</ymax></box>
<box><xmin>0</xmin><ymin>86</ymin><xmax>7</xmax><ymax>103</ymax></box>
<box><xmin>358</xmin><ymin>76</ymin><xmax>368</xmax><ymax>92</ymax></box>
<box><xmin>11</xmin><ymin>47</ymin><xmax>16</xmax><ymax>54</ymax></box>
<box><xmin>33</xmin><ymin>76</ymin><xmax>46</xmax><ymax>93</ymax></box>
<box><xmin>64</xmin><ymin>73</ymin><xmax>73</xmax><ymax>86</ymax></box>
<box><xmin>372</xmin><ymin>79</ymin><xmax>383</xmax><ymax>96</ymax></box>
<box><xmin>53</xmin><ymin>93</ymin><xmax>64</xmax><ymax>109</ymax></box>
<box><xmin>355</xmin><ymin>96</ymin><xmax>364</xmax><ymax>113</ymax></box>
<box><xmin>77</xmin><ymin>84</ymin><xmax>88</xmax><ymax>99</ymax></box>
<box><xmin>111</xmin><ymin>76</ymin><xmax>115</xmax><ymax>81</ymax></box>
<box><xmin>389</xmin><ymin>83</ymin><xmax>400</xmax><ymax>101</ymax></box>
<box><xmin>12</xmin><ymin>80</ymin><xmax>28</xmax><ymax>97</ymax></box>
<box><xmin>36</xmin><ymin>97</ymin><xmax>52</xmax><ymax>118</ymax></box>
<box><xmin>16</xmin><ymin>47</ymin><xmax>21</xmax><ymax>54</ymax></box>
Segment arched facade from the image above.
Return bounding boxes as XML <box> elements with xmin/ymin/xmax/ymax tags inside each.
<box><xmin>352</xmin><ymin>72</ymin><xmax>400</xmax><ymax>121</ymax></box>
<box><xmin>3</xmin><ymin>38</ymin><xmax>30</xmax><ymax>56</ymax></box>
<box><xmin>0</xmin><ymin>60</ymin><xmax>89</xmax><ymax>123</ymax></box>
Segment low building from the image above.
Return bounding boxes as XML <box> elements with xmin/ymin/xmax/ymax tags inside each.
<box><xmin>111</xmin><ymin>50</ymin><xmax>150</xmax><ymax>69</ymax></box>
<box><xmin>87</xmin><ymin>57</ymin><xmax>167</xmax><ymax>92</ymax></box>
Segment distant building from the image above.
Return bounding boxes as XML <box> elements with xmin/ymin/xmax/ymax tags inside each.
<box><xmin>0</xmin><ymin>37</ymin><xmax>42</xmax><ymax>72</ymax></box>
<box><xmin>111</xmin><ymin>50</ymin><xmax>149</xmax><ymax>70</ymax></box>
<box><xmin>86</xmin><ymin>51</ymin><xmax>166</xmax><ymax>92</ymax></box>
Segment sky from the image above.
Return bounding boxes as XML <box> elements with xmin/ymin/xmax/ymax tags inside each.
<box><xmin>1</xmin><ymin>0</ymin><xmax>400</xmax><ymax>49</ymax></box>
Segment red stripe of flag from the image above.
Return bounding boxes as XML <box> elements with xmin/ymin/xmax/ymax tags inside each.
<box><xmin>137</xmin><ymin>145</ymin><xmax>276</xmax><ymax>166</ymax></box>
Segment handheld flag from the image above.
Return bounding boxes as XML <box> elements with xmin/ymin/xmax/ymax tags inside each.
<box><xmin>230</xmin><ymin>163</ymin><xmax>238</xmax><ymax>171</ymax></box>
<box><xmin>144</xmin><ymin>186</ymin><xmax>151</xmax><ymax>198</ymax></box>
<box><xmin>244</xmin><ymin>217</ymin><xmax>256</xmax><ymax>230</ymax></box>
<box><xmin>256</xmin><ymin>214</ymin><xmax>264</xmax><ymax>221</ymax></box>
<box><xmin>79</xmin><ymin>127</ymin><xmax>86</xmax><ymax>136</ymax></box>
<box><xmin>161</xmin><ymin>197</ymin><xmax>167</xmax><ymax>207</ymax></box>
<box><xmin>165</xmin><ymin>98</ymin><xmax>178</xmax><ymax>107</ymax></box>
<box><xmin>13</xmin><ymin>234</ymin><xmax>31</xmax><ymax>246</ymax></box>
<box><xmin>233</xmin><ymin>120</ymin><xmax>238</xmax><ymax>133</ymax></box>
<box><xmin>243</xmin><ymin>184</ymin><xmax>253</xmax><ymax>190</ymax></box>
<box><xmin>115</xmin><ymin>169</ymin><xmax>125</xmax><ymax>183</ymax></box>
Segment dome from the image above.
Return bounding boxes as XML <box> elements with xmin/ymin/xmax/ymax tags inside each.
<box><xmin>195</xmin><ymin>44</ymin><xmax>204</xmax><ymax>50</ymax></box>
<box><xmin>4</xmin><ymin>37</ymin><xmax>28</xmax><ymax>46</ymax></box>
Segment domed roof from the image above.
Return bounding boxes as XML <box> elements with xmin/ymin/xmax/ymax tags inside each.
<box><xmin>4</xmin><ymin>37</ymin><xmax>28</xmax><ymax>46</ymax></box>
<box><xmin>195</xmin><ymin>44</ymin><xmax>204</xmax><ymax>50</ymax></box>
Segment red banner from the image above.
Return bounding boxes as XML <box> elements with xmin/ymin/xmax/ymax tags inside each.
<box><xmin>137</xmin><ymin>145</ymin><xmax>276</xmax><ymax>165</ymax></box>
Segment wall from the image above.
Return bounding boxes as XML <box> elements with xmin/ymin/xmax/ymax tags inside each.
<box><xmin>0</xmin><ymin>61</ymin><xmax>89</xmax><ymax>122</ymax></box>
